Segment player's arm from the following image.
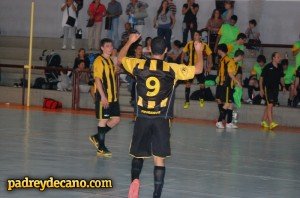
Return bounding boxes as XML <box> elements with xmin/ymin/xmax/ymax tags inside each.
<box><xmin>281</xmin><ymin>77</ymin><xmax>287</xmax><ymax>92</ymax></box>
<box><xmin>259</xmin><ymin>76</ymin><xmax>264</xmax><ymax>97</ymax></box>
<box><xmin>118</xmin><ymin>33</ymin><xmax>141</xmax><ymax>63</ymax></box>
<box><xmin>94</xmin><ymin>60</ymin><xmax>109</xmax><ymax>108</ymax></box>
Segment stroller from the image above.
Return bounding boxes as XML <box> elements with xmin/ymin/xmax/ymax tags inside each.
<box><xmin>39</xmin><ymin>50</ymin><xmax>62</xmax><ymax>89</ymax></box>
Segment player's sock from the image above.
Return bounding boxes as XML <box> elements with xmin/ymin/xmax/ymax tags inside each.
<box><xmin>131</xmin><ymin>158</ymin><xmax>144</xmax><ymax>181</ymax></box>
<box><xmin>153</xmin><ymin>166</ymin><xmax>166</xmax><ymax>198</ymax></box>
<box><xmin>227</xmin><ymin>109</ymin><xmax>233</xmax><ymax>123</ymax></box>
<box><xmin>185</xmin><ymin>87</ymin><xmax>191</xmax><ymax>102</ymax></box>
<box><xmin>218</xmin><ymin>108</ymin><xmax>227</xmax><ymax>122</ymax></box>
<box><xmin>97</xmin><ymin>127</ymin><xmax>106</xmax><ymax>148</ymax></box>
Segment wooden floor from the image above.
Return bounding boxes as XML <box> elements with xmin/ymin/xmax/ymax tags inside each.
<box><xmin>0</xmin><ymin>106</ymin><xmax>300</xmax><ymax>198</ymax></box>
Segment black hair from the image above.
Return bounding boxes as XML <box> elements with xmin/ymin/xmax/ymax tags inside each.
<box><xmin>234</xmin><ymin>49</ymin><xmax>245</xmax><ymax>57</ymax></box>
<box><xmin>156</xmin><ymin>0</ymin><xmax>169</xmax><ymax>19</ymax></box>
<box><xmin>144</xmin><ymin>37</ymin><xmax>152</xmax><ymax>47</ymax></box>
<box><xmin>211</xmin><ymin>9</ymin><xmax>222</xmax><ymax>20</ymax></box>
<box><xmin>217</xmin><ymin>44</ymin><xmax>228</xmax><ymax>53</ymax></box>
<box><xmin>151</xmin><ymin>37</ymin><xmax>167</xmax><ymax>55</ymax></box>
<box><xmin>249</xmin><ymin>19</ymin><xmax>257</xmax><ymax>26</ymax></box>
<box><xmin>100</xmin><ymin>38</ymin><xmax>113</xmax><ymax>47</ymax></box>
<box><xmin>236</xmin><ymin>33</ymin><xmax>247</xmax><ymax>40</ymax></box>
<box><xmin>257</xmin><ymin>55</ymin><xmax>266</xmax><ymax>63</ymax></box>
<box><xmin>271</xmin><ymin>52</ymin><xmax>279</xmax><ymax>60</ymax></box>
<box><xmin>173</xmin><ymin>40</ymin><xmax>182</xmax><ymax>48</ymax></box>
<box><xmin>281</xmin><ymin>59</ymin><xmax>289</xmax><ymax>66</ymax></box>
<box><xmin>231</xmin><ymin>15</ymin><xmax>238</xmax><ymax>22</ymax></box>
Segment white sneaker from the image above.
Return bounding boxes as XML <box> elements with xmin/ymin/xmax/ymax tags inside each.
<box><xmin>216</xmin><ymin>122</ymin><xmax>225</xmax><ymax>129</ymax></box>
<box><xmin>246</xmin><ymin>98</ymin><xmax>253</xmax><ymax>104</ymax></box>
<box><xmin>62</xmin><ymin>45</ymin><xmax>66</xmax><ymax>50</ymax></box>
<box><xmin>226</xmin><ymin>123</ymin><xmax>238</xmax><ymax>129</ymax></box>
<box><xmin>71</xmin><ymin>46</ymin><xmax>75</xmax><ymax>50</ymax></box>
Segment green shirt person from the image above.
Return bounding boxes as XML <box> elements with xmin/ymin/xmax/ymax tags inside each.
<box><xmin>227</xmin><ymin>33</ymin><xmax>247</xmax><ymax>58</ymax></box>
<box><xmin>292</xmin><ymin>40</ymin><xmax>300</xmax><ymax>68</ymax></box>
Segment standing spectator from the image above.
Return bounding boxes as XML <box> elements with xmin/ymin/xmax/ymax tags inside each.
<box><xmin>126</xmin><ymin>0</ymin><xmax>149</xmax><ymax>37</ymax></box>
<box><xmin>214</xmin><ymin>15</ymin><xmax>239</xmax><ymax>51</ymax></box>
<box><xmin>142</xmin><ymin>37</ymin><xmax>152</xmax><ymax>58</ymax></box>
<box><xmin>61</xmin><ymin>0</ymin><xmax>77</xmax><ymax>50</ymax></box>
<box><xmin>222</xmin><ymin>1</ymin><xmax>234</xmax><ymax>24</ymax></box>
<box><xmin>107</xmin><ymin>0</ymin><xmax>123</xmax><ymax>48</ymax></box>
<box><xmin>154</xmin><ymin>0</ymin><xmax>176</xmax><ymax>51</ymax></box>
<box><xmin>167</xmin><ymin>0</ymin><xmax>177</xmax><ymax>16</ymax></box>
<box><xmin>292</xmin><ymin>34</ymin><xmax>300</xmax><ymax>68</ymax></box>
<box><xmin>121</xmin><ymin>22</ymin><xmax>134</xmax><ymax>46</ymax></box>
<box><xmin>182</xmin><ymin>0</ymin><xmax>199</xmax><ymax>45</ymax></box>
<box><xmin>73</xmin><ymin>48</ymin><xmax>90</xmax><ymax>69</ymax></box>
<box><xmin>260</xmin><ymin>52</ymin><xmax>286</xmax><ymax>130</ymax></box>
<box><xmin>87</xmin><ymin>0</ymin><xmax>106</xmax><ymax>50</ymax></box>
<box><xmin>206</xmin><ymin>9</ymin><xmax>223</xmax><ymax>67</ymax></box>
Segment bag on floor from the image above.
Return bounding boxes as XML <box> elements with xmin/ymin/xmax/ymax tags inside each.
<box><xmin>43</xmin><ymin>98</ymin><xmax>62</xmax><ymax>109</ymax></box>
<box><xmin>190</xmin><ymin>88</ymin><xmax>215</xmax><ymax>101</ymax></box>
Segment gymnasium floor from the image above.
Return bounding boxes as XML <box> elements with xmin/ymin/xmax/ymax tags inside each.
<box><xmin>0</xmin><ymin>106</ymin><xmax>300</xmax><ymax>198</ymax></box>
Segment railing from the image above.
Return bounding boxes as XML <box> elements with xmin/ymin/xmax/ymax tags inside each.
<box><xmin>0</xmin><ymin>64</ymin><xmax>86</xmax><ymax>110</ymax></box>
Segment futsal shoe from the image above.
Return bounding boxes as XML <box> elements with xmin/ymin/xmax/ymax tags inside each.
<box><xmin>128</xmin><ymin>179</ymin><xmax>140</xmax><ymax>198</ymax></box>
<box><xmin>216</xmin><ymin>121</ymin><xmax>225</xmax><ymax>129</ymax></box>
<box><xmin>183</xmin><ymin>102</ymin><xmax>190</xmax><ymax>109</ymax></box>
<box><xmin>97</xmin><ymin>146</ymin><xmax>112</xmax><ymax>157</ymax></box>
<box><xmin>89</xmin><ymin>135</ymin><xmax>99</xmax><ymax>150</ymax></box>
<box><xmin>226</xmin><ymin>123</ymin><xmax>238</xmax><ymax>129</ymax></box>
<box><xmin>269</xmin><ymin>122</ymin><xmax>279</xmax><ymax>130</ymax></box>
<box><xmin>261</xmin><ymin>121</ymin><xmax>269</xmax><ymax>128</ymax></box>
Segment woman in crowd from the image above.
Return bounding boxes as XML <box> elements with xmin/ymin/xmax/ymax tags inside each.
<box><xmin>73</xmin><ymin>48</ymin><xmax>90</xmax><ymax>69</ymax></box>
<box><xmin>142</xmin><ymin>37</ymin><xmax>152</xmax><ymax>58</ymax></box>
<box><xmin>153</xmin><ymin>0</ymin><xmax>175</xmax><ymax>51</ymax></box>
<box><xmin>87</xmin><ymin>0</ymin><xmax>106</xmax><ymax>50</ymax></box>
<box><xmin>222</xmin><ymin>1</ymin><xmax>234</xmax><ymax>24</ymax></box>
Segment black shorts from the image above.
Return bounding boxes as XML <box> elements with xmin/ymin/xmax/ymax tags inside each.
<box><xmin>215</xmin><ymin>85</ymin><xmax>233</xmax><ymax>103</ymax></box>
<box><xmin>264</xmin><ymin>87</ymin><xmax>279</xmax><ymax>105</ymax></box>
<box><xmin>95</xmin><ymin>93</ymin><xmax>120</xmax><ymax>119</ymax></box>
<box><xmin>130</xmin><ymin>117</ymin><xmax>171</xmax><ymax>158</ymax></box>
<box><xmin>196</xmin><ymin>73</ymin><xmax>205</xmax><ymax>84</ymax></box>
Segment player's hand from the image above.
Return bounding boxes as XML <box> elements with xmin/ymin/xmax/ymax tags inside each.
<box><xmin>260</xmin><ymin>90</ymin><xmax>264</xmax><ymax>97</ymax></box>
<box><xmin>194</xmin><ymin>41</ymin><xmax>204</xmax><ymax>52</ymax></box>
<box><xmin>128</xmin><ymin>33</ymin><xmax>141</xmax><ymax>44</ymax></box>
<box><xmin>101</xmin><ymin>97</ymin><xmax>109</xmax><ymax>109</ymax></box>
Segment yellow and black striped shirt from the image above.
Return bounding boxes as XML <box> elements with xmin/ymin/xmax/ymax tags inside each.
<box><xmin>122</xmin><ymin>57</ymin><xmax>195</xmax><ymax>118</ymax></box>
<box><xmin>94</xmin><ymin>55</ymin><xmax>118</xmax><ymax>102</ymax></box>
<box><xmin>182</xmin><ymin>41</ymin><xmax>212</xmax><ymax>66</ymax></box>
<box><xmin>217</xmin><ymin>56</ymin><xmax>237</xmax><ymax>88</ymax></box>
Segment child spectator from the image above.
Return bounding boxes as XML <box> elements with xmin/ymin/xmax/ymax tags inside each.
<box><xmin>167</xmin><ymin>40</ymin><xmax>183</xmax><ymax>64</ymax></box>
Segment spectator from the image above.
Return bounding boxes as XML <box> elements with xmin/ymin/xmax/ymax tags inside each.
<box><xmin>227</xmin><ymin>33</ymin><xmax>247</xmax><ymax>59</ymax></box>
<box><xmin>167</xmin><ymin>40</ymin><xmax>183</xmax><ymax>63</ymax></box>
<box><xmin>222</xmin><ymin>1</ymin><xmax>234</xmax><ymax>23</ymax></box>
<box><xmin>246</xmin><ymin>54</ymin><xmax>266</xmax><ymax>103</ymax></box>
<box><xmin>73</xmin><ymin>48</ymin><xmax>90</xmax><ymax>69</ymax></box>
<box><xmin>76</xmin><ymin>60</ymin><xmax>91</xmax><ymax>93</ymax></box>
<box><xmin>61</xmin><ymin>0</ymin><xmax>78</xmax><ymax>50</ymax></box>
<box><xmin>260</xmin><ymin>52</ymin><xmax>286</xmax><ymax>130</ymax></box>
<box><xmin>107</xmin><ymin>0</ymin><xmax>123</xmax><ymax>48</ymax></box>
<box><xmin>281</xmin><ymin>59</ymin><xmax>297</xmax><ymax>106</ymax></box>
<box><xmin>167</xmin><ymin>0</ymin><xmax>177</xmax><ymax>16</ymax></box>
<box><xmin>182</xmin><ymin>0</ymin><xmax>199</xmax><ymax>45</ymax></box>
<box><xmin>294</xmin><ymin>66</ymin><xmax>300</xmax><ymax>106</ymax></box>
<box><xmin>121</xmin><ymin>22</ymin><xmax>134</xmax><ymax>46</ymax></box>
<box><xmin>206</xmin><ymin>9</ymin><xmax>223</xmax><ymax>67</ymax></box>
<box><xmin>154</xmin><ymin>0</ymin><xmax>176</xmax><ymax>51</ymax></box>
<box><xmin>245</xmin><ymin>19</ymin><xmax>261</xmax><ymax>52</ymax></box>
<box><xmin>214</xmin><ymin>15</ymin><xmax>239</xmax><ymax>51</ymax></box>
<box><xmin>126</xmin><ymin>0</ymin><xmax>149</xmax><ymax>36</ymax></box>
<box><xmin>142</xmin><ymin>37</ymin><xmax>152</xmax><ymax>58</ymax></box>
<box><xmin>87</xmin><ymin>0</ymin><xmax>106</xmax><ymax>50</ymax></box>
<box><xmin>292</xmin><ymin>34</ymin><xmax>300</xmax><ymax>69</ymax></box>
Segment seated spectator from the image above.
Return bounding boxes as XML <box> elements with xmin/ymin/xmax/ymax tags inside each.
<box><xmin>281</xmin><ymin>59</ymin><xmax>297</xmax><ymax>106</ymax></box>
<box><xmin>246</xmin><ymin>54</ymin><xmax>266</xmax><ymax>104</ymax></box>
<box><xmin>245</xmin><ymin>19</ymin><xmax>261</xmax><ymax>52</ymax></box>
<box><xmin>227</xmin><ymin>33</ymin><xmax>247</xmax><ymax>59</ymax></box>
<box><xmin>120</xmin><ymin>22</ymin><xmax>136</xmax><ymax>47</ymax></box>
<box><xmin>214</xmin><ymin>15</ymin><xmax>239</xmax><ymax>52</ymax></box>
<box><xmin>142</xmin><ymin>37</ymin><xmax>152</xmax><ymax>58</ymax></box>
<box><xmin>167</xmin><ymin>40</ymin><xmax>183</xmax><ymax>63</ymax></box>
<box><xmin>76</xmin><ymin>60</ymin><xmax>91</xmax><ymax>93</ymax></box>
<box><xmin>222</xmin><ymin>1</ymin><xmax>234</xmax><ymax>24</ymax></box>
<box><xmin>73</xmin><ymin>48</ymin><xmax>90</xmax><ymax>69</ymax></box>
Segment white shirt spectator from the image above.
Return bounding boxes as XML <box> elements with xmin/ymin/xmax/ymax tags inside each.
<box><xmin>61</xmin><ymin>2</ymin><xmax>78</xmax><ymax>27</ymax></box>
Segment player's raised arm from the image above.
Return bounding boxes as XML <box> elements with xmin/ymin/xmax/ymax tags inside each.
<box><xmin>118</xmin><ymin>33</ymin><xmax>141</xmax><ymax>63</ymax></box>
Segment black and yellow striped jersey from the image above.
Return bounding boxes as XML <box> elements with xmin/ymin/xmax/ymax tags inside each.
<box><xmin>217</xmin><ymin>56</ymin><xmax>237</xmax><ymax>88</ymax></box>
<box><xmin>94</xmin><ymin>55</ymin><xmax>118</xmax><ymax>103</ymax></box>
<box><xmin>182</xmin><ymin>41</ymin><xmax>212</xmax><ymax>66</ymax></box>
<box><xmin>122</xmin><ymin>57</ymin><xmax>195</xmax><ymax>118</ymax></box>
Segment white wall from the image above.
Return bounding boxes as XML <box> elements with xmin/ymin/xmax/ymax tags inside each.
<box><xmin>0</xmin><ymin>0</ymin><xmax>299</xmax><ymax>44</ymax></box>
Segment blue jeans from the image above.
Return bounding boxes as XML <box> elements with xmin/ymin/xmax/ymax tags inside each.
<box><xmin>107</xmin><ymin>17</ymin><xmax>120</xmax><ymax>48</ymax></box>
<box><xmin>157</xmin><ymin>27</ymin><xmax>172</xmax><ymax>51</ymax></box>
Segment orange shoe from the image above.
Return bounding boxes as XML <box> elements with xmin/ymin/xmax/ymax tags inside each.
<box><xmin>128</xmin><ymin>179</ymin><xmax>140</xmax><ymax>198</ymax></box>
